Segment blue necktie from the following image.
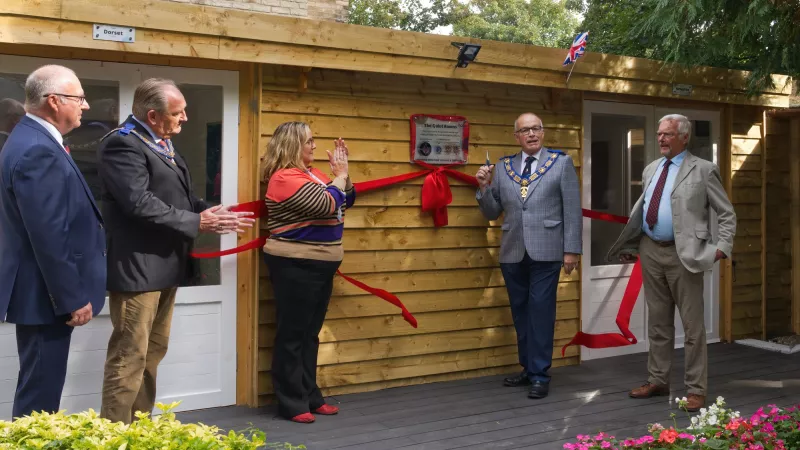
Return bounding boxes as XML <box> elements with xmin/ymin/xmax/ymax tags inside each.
<box><xmin>522</xmin><ymin>156</ymin><xmax>535</xmax><ymax>178</ymax></box>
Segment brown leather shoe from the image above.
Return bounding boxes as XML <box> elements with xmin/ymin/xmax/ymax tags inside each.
<box><xmin>685</xmin><ymin>394</ymin><xmax>705</xmax><ymax>412</ymax></box>
<box><xmin>629</xmin><ymin>383</ymin><xmax>669</xmax><ymax>399</ymax></box>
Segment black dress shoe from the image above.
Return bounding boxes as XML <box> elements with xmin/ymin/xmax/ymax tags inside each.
<box><xmin>528</xmin><ymin>381</ymin><xmax>549</xmax><ymax>399</ymax></box>
<box><xmin>503</xmin><ymin>371</ymin><xmax>531</xmax><ymax>387</ymax></box>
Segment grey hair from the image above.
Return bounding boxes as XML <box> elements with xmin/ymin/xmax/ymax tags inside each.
<box><xmin>658</xmin><ymin>114</ymin><xmax>692</xmax><ymax>142</ymax></box>
<box><xmin>132</xmin><ymin>78</ymin><xmax>179</xmax><ymax>121</ymax></box>
<box><xmin>24</xmin><ymin>65</ymin><xmax>76</xmax><ymax>110</ymax></box>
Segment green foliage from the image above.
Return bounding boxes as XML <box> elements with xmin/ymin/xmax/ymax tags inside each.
<box><xmin>0</xmin><ymin>402</ymin><xmax>298</xmax><ymax>450</ymax></box>
<box><xmin>449</xmin><ymin>0</ymin><xmax>581</xmax><ymax>48</ymax></box>
<box><xmin>347</xmin><ymin>0</ymin><xmax>453</xmax><ymax>32</ymax></box>
<box><xmin>347</xmin><ymin>0</ymin><xmax>581</xmax><ymax>48</ymax></box>
<box><xmin>578</xmin><ymin>0</ymin><xmax>661</xmax><ymax>59</ymax></box>
<box><xmin>624</xmin><ymin>0</ymin><xmax>798</xmax><ymax>93</ymax></box>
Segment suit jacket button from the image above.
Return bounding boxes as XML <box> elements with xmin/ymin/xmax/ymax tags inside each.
<box><xmin>103</xmin><ymin>250</ymin><xmax>107</xmax><ymax>257</ymax></box>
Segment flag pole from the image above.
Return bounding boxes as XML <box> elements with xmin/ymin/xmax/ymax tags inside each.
<box><xmin>565</xmin><ymin>58</ymin><xmax>579</xmax><ymax>86</ymax></box>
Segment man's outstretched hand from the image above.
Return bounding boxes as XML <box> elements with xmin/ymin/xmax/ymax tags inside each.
<box><xmin>199</xmin><ymin>204</ymin><xmax>255</xmax><ymax>234</ymax></box>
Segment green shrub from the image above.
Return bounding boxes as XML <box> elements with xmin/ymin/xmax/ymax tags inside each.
<box><xmin>0</xmin><ymin>401</ymin><xmax>300</xmax><ymax>450</ymax></box>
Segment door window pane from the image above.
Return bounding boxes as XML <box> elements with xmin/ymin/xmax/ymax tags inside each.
<box><xmin>0</xmin><ymin>74</ymin><xmax>119</xmax><ymax>204</ymax></box>
<box><xmin>64</xmin><ymin>81</ymin><xmax>119</xmax><ymax>201</ymax></box>
<box><xmin>590</xmin><ymin>114</ymin><xmax>647</xmax><ymax>266</ymax></box>
<box><xmin>0</xmin><ymin>75</ymin><xmax>25</xmax><ymax>152</ymax></box>
<box><xmin>171</xmin><ymin>84</ymin><xmax>223</xmax><ymax>287</ymax></box>
<box><xmin>688</xmin><ymin>119</ymin><xmax>714</xmax><ymax>163</ymax></box>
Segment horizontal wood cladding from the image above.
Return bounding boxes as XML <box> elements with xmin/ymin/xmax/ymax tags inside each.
<box><xmin>256</xmin><ymin>65</ymin><xmax>582</xmax><ymax>401</ymax></box>
<box><xmin>730</xmin><ymin>106</ymin><xmax>766</xmax><ymax>340</ymax></box>
<box><xmin>1</xmin><ymin>1</ymin><xmax>793</xmax><ymax>107</ymax></box>
<box><xmin>764</xmin><ymin>114</ymin><xmax>792</xmax><ymax>338</ymax></box>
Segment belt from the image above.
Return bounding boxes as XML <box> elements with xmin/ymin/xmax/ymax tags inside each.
<box><xmin>649</xmin><ymin>237</ymin><xmax>675</xmax><ymax>247</ymax></box>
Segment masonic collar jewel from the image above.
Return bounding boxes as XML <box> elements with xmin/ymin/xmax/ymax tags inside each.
<box><xmin>503</xmin><ymin>152</ymin><xmax>559</xmax><ymax>199</ymax></box>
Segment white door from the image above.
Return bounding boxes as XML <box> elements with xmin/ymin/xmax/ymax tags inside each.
<box><xmin>581</xmin><ymin>102</ymin><xmax>722</xmax><ymax>361</ymax></box>
<box><xmin>654</xmin><ymin>108</ymin><xmax>721</xmax><ymax>346</ymax></box>
<box><xmin>581</xmin><ymin>101</ymin><xmax>657</xmax><ymax>360</ymax></box>
<box><xmin>0</xmin><ymin>54</ymin><xmax>238</xmax><ymax>418</ymax></box>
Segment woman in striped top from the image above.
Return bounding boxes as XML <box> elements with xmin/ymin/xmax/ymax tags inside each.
<box><xmin>260</xmin><ymin>121</ymin><xmax>355</xmax><ymax>424</ymax></box>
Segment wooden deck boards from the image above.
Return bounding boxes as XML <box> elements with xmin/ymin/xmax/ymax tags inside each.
<box><xmin>176</xmin><ymin>343</ymin><xmax>800</xmax><ymax>449</ymax></box>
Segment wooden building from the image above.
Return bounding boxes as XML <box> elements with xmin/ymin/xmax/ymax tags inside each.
<box><xmin>0</xmin><ymin>0</ymin><xmax>796</xmax><ymax>417</ymax></box>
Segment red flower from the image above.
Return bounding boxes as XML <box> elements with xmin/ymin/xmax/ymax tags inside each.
<box><xmin>658</xmin><ymin>428</ymin><xmax>679</xmax><ymax>444</ymax></box>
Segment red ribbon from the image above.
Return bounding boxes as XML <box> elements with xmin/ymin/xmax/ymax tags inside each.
<box><xmin>353</xmin><ymin>162</ymin><xmax>478</xmax><ymax>227</ymax></box>
<box><xmin>560</xmin><ymin>211</ymin><xmax>642</xmax><ymax>356</ymax></box>
<box><xmin>190</xmin><ymin>169</ymin><xmax>643</xmax><ymax>348</ymax></box>
<box><xmin>189</xmin><ymin>200</ymin><xmax>418</xmax><ymax>328</ymax></box>
<box><xmin>336</xmin><ymin>271</ymin><xmax>418</xmax><ymax>328</ymax></box>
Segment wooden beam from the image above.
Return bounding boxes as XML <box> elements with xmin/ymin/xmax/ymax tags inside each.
<box><xmin>235</xmin><ymin>62</ymin><xmax>262</xmax><ymax>407</ymax></box>
<box><xmin>760</xmin><ymin>110</ymin><xmax>768</xmax><ymax>340</ymax></box>
<box><xmin>721</xmin><ymin>105</ymin><xmax>734</xmax><ymax>342</ymax></box>
<box><xmin>3</xmin><ymin>0</ymin><xmax>790</xmax><ymax>95</ymax></box>
<box><xmin>0</xmin><ymin>13</ymin><xmax>791</xmax><ymax>107</ymax></box>
<box><xmin>791</xmin><ymin>116</ymin><xmax>800</xmax><ymax>334</ymax></box>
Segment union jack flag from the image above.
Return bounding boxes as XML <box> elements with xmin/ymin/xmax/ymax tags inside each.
<box><xmin>563</xmin><ymin>31</ymin><xmax>588</xmax><ymax>66</ymax></box>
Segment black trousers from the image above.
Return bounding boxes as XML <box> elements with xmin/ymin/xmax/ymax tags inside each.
<box><xmin>264</xmin><ymin>252</ymin><xmax>341</xmax><ymax>418</ymax></box>
<box><xmin>13</xmin><ymin>321</ymin><xmax>74</xmax><ymax>418</ymax></box>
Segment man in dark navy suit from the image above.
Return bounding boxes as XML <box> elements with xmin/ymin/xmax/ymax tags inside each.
<box><xmin>0</xmin><ymin>65</ymin><xmax>106</xmax><ymax>419</ymax></box>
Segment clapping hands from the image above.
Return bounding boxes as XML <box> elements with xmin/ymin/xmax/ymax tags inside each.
<box><xmin>199</xmin><ymin>204</ymin><xmax>256</xmax><ymax>235</ymax></box>
<box><xmin>327</xmin><ymin>138</ymin><xmax>349</xmax><ymax>178</ymax></box>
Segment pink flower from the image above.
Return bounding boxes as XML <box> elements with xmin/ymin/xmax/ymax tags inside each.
<box><xmin>677</xmin><ymin>432</ymin><xmax>695</xmax><ymax>441</ymax></box>
<box><xmin>600</xmin><ymin>442</ymin><xmax>612</xmax><ymax>449</ymax></box>
<box><xmin>635</xmin><ymin>435</ymin><xmax>654</xmax><ymax>445</ymax></box>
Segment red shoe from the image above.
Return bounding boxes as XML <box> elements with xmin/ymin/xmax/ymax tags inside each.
<box><xmin>290</xmin><ymin>412</ymin><xmax>315</xmax><ymax>423</ymax></box>
<box><xmin>313</xmin><ymin>404</ymin><xmax>339</xmax><ymax>415</ymax></box>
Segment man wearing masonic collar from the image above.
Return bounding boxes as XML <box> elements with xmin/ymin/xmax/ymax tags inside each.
<box><xmin>475</xmin><ymin>112</ymin><xmax>582</xmax><ymax>399</ymax></box>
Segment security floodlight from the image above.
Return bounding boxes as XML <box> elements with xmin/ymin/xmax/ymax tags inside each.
<box><xmin>451</xmin><ymin>42</ymin><xmax>482</xmax><ymax>68</ymax></box>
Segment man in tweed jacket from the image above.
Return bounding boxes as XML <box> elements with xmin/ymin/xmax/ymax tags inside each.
<box><xmin>475</xmin><ymin>112</ymin><xmax>582</xmax><ymax>399</ymax></box>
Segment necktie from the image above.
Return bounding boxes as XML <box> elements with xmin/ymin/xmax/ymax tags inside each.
<box><xmin>645</xmin><ymin>159</ymin><xmax>672</xmax><ymax>229</ymax></box>
<box><xmin>521</xmin><ymin>156</ymin><xmax>535</xmax><ymax>178</ymax></box>
<box><xmin>158</xmin><ymin>140</ymin><xmax>176</xmax><ymax>165</ymax></box>
<box><xmin>63</xmin><ymin>145</ymin><xmax>70</xmax><ymax>155</ymax></box>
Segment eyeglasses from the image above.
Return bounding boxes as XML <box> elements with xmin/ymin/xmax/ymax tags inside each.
<box><xmin>43</xmin><ymin>93</ymin><xmax>87</xmax><ymax>106</ymax></box>
<box><xmin>515</xmin><ymin>126</ymin><xmax>544</xmax><ymax>135</ymax></box>
<box><xmin>657</xmin><ymin>132</ymin><xmax>678</xmax><ymax>139</ymax></box>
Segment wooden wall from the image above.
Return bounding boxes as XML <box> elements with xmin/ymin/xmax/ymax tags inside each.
<box><xmin>256</xmin><ymin>65</ymin><xmax>582</xmax><ymax>403</ymax></box>
<box><xmin>729</xmin><ymin>106</ymin><xmax>767</xmax><ymax>339</ymax></box>
<box><xmin>764</xmin><ymin>115</ymin><xmax>793</xmax><ymax>338</ymax></box>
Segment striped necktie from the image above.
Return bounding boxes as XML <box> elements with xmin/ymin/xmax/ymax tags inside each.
<box><xmin>645</xmin><ymin>159</ymin><xmax>672</xmax><ymax>229</ymax></box>
<box><xmin>158</xmin><ymin>140</ymin><xmax>176</xmax><ymax>165</ymax></box>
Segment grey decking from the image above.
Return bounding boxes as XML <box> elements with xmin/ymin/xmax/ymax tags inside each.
<box><xmin>176</xmin><ymin>343</ymin><xmax>800</xmax><ymax>449</ymax></box>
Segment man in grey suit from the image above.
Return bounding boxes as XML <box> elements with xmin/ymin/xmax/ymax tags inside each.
<box><xmin>476</xmin><ymin>112</ymin><xmax>582</xmax><ymax>399</ymax></box>
<box><xmin>607</xmin><ymin>114</ymin><xmax>736</xmax><ymax>412</ymax></box>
